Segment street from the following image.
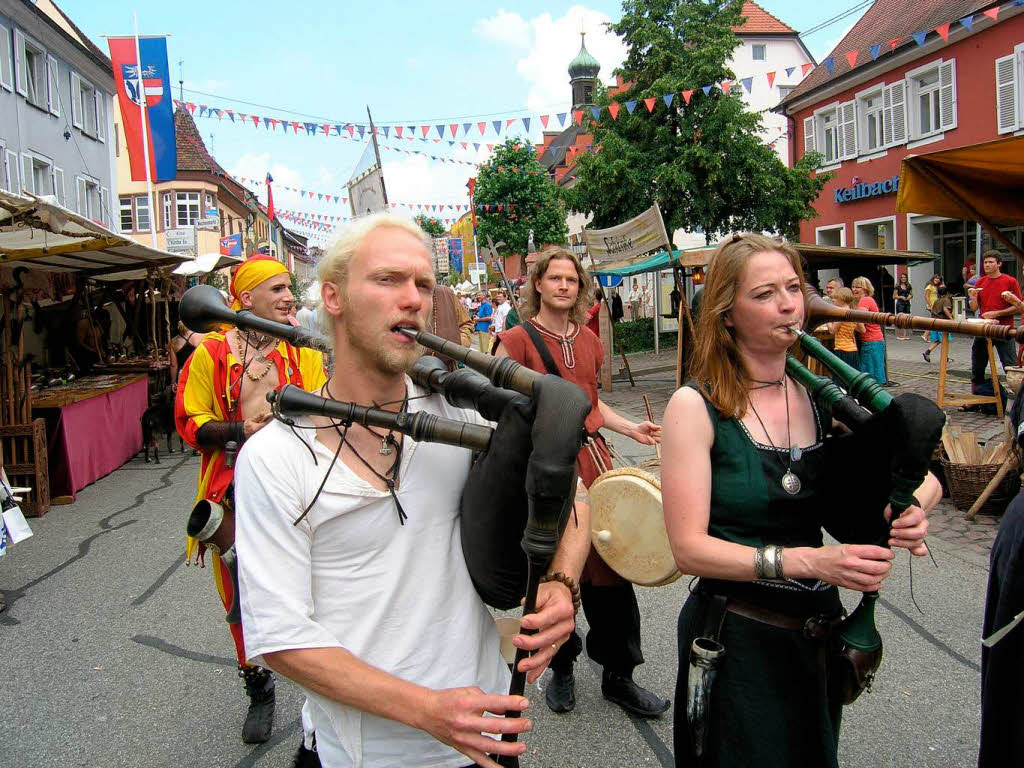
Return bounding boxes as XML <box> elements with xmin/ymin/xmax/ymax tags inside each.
<box><xmin>1</xmin><ymin>346</ymin><xmax>998</xmax><ymax>768</ymax></box>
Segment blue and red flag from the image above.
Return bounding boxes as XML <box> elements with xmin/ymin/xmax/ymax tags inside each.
<box><xmin>108</xmin><ymin>36</ymin><xmax>176</xmax><ymax>182</ymax></box>
<box><xmin>220</xmin><ymin>234</ymin><xmax>242</xmax><ymax>257</ymax></box>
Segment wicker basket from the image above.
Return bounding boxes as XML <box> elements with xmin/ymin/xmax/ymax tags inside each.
<box><xmin>940</xmin><ymin>457</ymin><xmax>1020</xmax><ymax>516</ymax></box>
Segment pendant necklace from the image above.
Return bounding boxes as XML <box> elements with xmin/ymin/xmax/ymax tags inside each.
<box><xmin>747</xmin><ymin>377</ymin><xmax>802</xmax><ymax>495</ymax></box>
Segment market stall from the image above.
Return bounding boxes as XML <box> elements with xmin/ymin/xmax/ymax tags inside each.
<box><xmin>0</xmin><ymin>190</ymin><xmax>189</xmax><ymax>513</ymax></box>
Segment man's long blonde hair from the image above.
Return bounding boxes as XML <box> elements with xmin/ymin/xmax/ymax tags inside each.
<box><xmin>519</xmin><ymin>246</ymin><xmax>591</xmax><ymax>324</ymax></box>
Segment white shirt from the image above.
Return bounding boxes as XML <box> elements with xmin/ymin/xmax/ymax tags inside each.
<box><xmin>234</xmin><ymin>381</ymin><xmax>510</xmax><ymax>768</ymax></box>
<box><xmin>296</xmin><ymin>306</ymin><xmax>320</xmax><ymax>335</ymax></box>
<box><xmin>492</xmin><ymin>301</ymin><xmax>512</xmax><ymax>333</ymax></box>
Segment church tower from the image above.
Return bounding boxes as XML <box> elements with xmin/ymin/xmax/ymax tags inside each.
<box><xmin>568</xmin><ymin>32</ymin><xmax>600</xmax><ymax>109</ymax></box>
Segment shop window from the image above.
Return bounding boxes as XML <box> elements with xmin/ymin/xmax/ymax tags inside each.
<box><xmin>857</xmin><ymin>87</ymin><xmax>885</xmax><ymax>153</ymax></box>
<box><xmin>120</xmin><ymin>195</ymin><xmax>134</xmax><ymax>231</ymax></box>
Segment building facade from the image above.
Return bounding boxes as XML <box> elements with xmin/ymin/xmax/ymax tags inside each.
<box><xmin>0</xmin><ymin>0</ymin><xmax>115</xmax><ymax>226</ymax></box>
<box><xmin>780</xmin><ymin>0</ymin><xmax>1024</xmax><ymax>313</ymax></box>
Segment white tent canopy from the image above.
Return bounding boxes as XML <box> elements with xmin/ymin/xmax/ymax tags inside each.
<box><xmin>0</xmin><ymin>189</ymin><xmax>188</xmax><ymax>281</ymax></box>
<box><xmin>173</xmin><ymin>251</ymin><xmax>243</xmax><ymax>276</ymax></box>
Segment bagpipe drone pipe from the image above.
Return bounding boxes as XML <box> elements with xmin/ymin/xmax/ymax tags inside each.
<box><xmin>787</xmin><ymin>324</ymin><xmax>945</xmax><ymax>703</ymax></box>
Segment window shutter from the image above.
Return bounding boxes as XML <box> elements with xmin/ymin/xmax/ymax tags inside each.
<box><xmin>996</xmin><ymin>54</ymin><xmax>1019</xmax><ymax>135</ymax></box>
<box><xmin>53</xmin><ymin>167</ymin><xmax>65</xmax><ymax>207</ymax></box>
<box><xmin>839</xmin><ymin>100</ymin><xmax>857</xmax><ymax>159</ymax></box>
<box><xmin>939</xmin><ymin>60</ymin><xmax>957</xmax><ymax>131</ymax></box>
<box><xmin>884</xmin><ymin>81</ymin><xmax>907</xmax><ymax>146</ymax></box>
<box><xmin>803</xmin><ymin>116</ymin><xmax>815</xmax><ymax>155</ymax></box>
<box><xmin>13</xmin><ymin>28</ymin><xmax>25</xmax><ymax>96</ymax></box>
<box><xmin>70</xmin><ymin>71</ymin><xmax>83</xmax><ymax>128</ymax></box>
<box><xmin>75</xmin><ymin>176</ymin><xmax>87</xmax><ymax>215</ymax></box>
<box><xmin>3</xmin><ymin>150</ymin><xmax>16</xmax><ymax>192</ymax></box>
<box><xmin>0</xmin><ymin>24</ymin><xmax>13</xmax><ymax>92</ymax></box>
<box><xmin>100</xmin><ymin>187</ymin><xmax>109</xmax><ymax>226</ymax></box>
<box><xmin>46</xmin><ymin>54</ymin><xmax>59</xmax><ymax>116</ymax></box>
<box><xmin>95</xmin><ymin>91</ymin><xmax>106</xmax><ymax>142</ymax></box>
<box><xmin>21</xmin><ymin>155</ymin><xmax>33</xmax><ymax>195</ymax></box>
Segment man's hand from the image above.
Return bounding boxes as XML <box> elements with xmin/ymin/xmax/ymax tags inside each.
<box><xmin>420</xmin><ymin>687</ymin><xmax>530</xmax><ymax>768</ymax></box>
<box><xmin>981</xmin><ymin>311</ymin><xmax>1000</xmax><ymax>320</ymax></box>
<box><xmin>627</xmin><ymin>420</ymin><xmax>662</xmax><ymax>445</ymax></box>
<box><xmin>512</xmin><ymin>581</ymin><xmax>576</xmax><ymax>684</ymax></box>
<box><xmin>243</xmin><ymin>411</ymin><xmax>273</xmax><ymax>437</ymax></box>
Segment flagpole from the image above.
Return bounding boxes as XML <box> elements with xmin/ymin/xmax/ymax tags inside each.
<box><xmin>366</xmin><ymin>105</ymin><xmax>388</xmax><ymax>207</ymax></box>
<box><xmin>132</xmin><ymin>12</ymin><xmax>158</xmax><ymax>249</ymax></box>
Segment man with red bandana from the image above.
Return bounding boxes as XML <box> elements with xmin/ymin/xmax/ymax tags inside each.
<box><xmin>175</xmin><ymin>255</ymin><xmax>326</xmax><ymax>744</ymax></box>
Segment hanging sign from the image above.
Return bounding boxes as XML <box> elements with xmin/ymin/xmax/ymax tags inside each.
<box><xmin>582</xmin><ymin>204</ymin><xmax>672</xmax><ymax>265</ymax></box>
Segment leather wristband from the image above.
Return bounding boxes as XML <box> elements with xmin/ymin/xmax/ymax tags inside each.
<box><xmin>540</xmin><ymin>572</ymin><xmax>581</xmax><ymax>615</ymax></box>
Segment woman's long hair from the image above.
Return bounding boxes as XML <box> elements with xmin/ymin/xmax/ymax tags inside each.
<box><xmin>519</xmin><ymin>246</ymin><xmax>592</xmax><ymax>324</ymax></box>
<box><xmin>691</xmin><ymin>233</ymin><xmax>805</xmax><ymax>419</ymax></box>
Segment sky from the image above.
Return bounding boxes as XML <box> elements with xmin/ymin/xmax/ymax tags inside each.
<box><xmin>59</xmin><ymin>0</ymin><xmax>867</xmax><ymax>245</ymax></box>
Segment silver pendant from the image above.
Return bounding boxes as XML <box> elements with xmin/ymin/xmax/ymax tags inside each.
<box><xmin>781</xmin><ymin>471</ymin><xmax>801</xmax><ymax>495</ymax></box>
<box><xmin>379</xmin><ymin>438</ymin><xmax>392</xmax><ymax>456</ymax></box>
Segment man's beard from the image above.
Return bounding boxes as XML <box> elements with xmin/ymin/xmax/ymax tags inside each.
<box><xmin>340</xmin><ymin>311</ymin><xmax>422</xmax><ymax>374</ymax></box>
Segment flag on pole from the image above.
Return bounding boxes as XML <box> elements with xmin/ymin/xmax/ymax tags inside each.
<box><xmin>266</xmin><ymin>173</ymin><xmax>275</xmax><ymax>221</ymax></box>
<box><xmin>107</xmin><ymin>36</ymin><xmax>176</xmax><ymax>182</ymax></box>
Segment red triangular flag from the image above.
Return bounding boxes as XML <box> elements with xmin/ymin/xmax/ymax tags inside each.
<box><xmin>935</xmin><ymin>23</ymin><xmax>950</xmax><ymax>42</ymax></box>
<box><xmin>801</xmin><ymin>62</ymin><xmax>814</xmax><ymax>75</ymax></box>
<box><xmin>478</xmin><ymin>122</ymin><xmax>487</xmax><ymax>135</ymax></box>
<box><xmin>292</xmin><ymin>121</ymin><xmax>301</xmax><ymax>133</ymax></box>
<box><xmin>323</xmin><ymin>123</ymin><xmax>331</xmax><ymax>136</ymax></box>
<box><xmin>395</xmin><ymin>126</ymin><xmax>403</xmax><ymax>139</ymax></box>
<box><xmin>419</xmin><ymin>125</ymin><xmax>428</xmax><ymax>138</ymax></box>
<box><xmin>681</xmin><ymin>90</ymin><xmax>693</xmax><ymax>105</ymax></box>
<box><xmin>251</xmin><ymin>115</ymin><xmax>260</xmax><ymax>127</ymax></box>
<box><xmin>450</xmin><ymin>123</ymin><xmax>458</xmax><ymax>138</ymax></box>
<box><xmin>486</xmin><ymin>144</ymin><xmax>493</xmax><ymax>151</ymax></box>
<box><xmin>846</xmin><ymin>50</ymin><xmax>859</xmax><ymax>68</ymax></box>
<box><xmin>540</xmin><ymin>114</ymin><xmax>550</xmax><ymax>128</ymax></box>
<box><xmin>644</xmin><ymin>97</ymin><xmax>656</xmax><ymax>112</ymax></box>
<box><xmin>721</xmin><ymin>81</ymin><xmax>732</xmax><ymax>95</ymax></box>
<box><xmin>573</xmin><ymin>109</ymin><xmax>584</xmax><ymax>125</ymax></box>
<box><xmin>461</xmin><ymin>142</ymin><xmax>468</xmax><ymax>149</ymax></box>
<box><xmin>506</xmin><ymin>118</ymin><xmax>516</xmax><ymax>128</ymax></box>
<box><xmin>766</xmin><ymin>71</ymin><xmax>776</xmax><ymax>89</ymax></box>
<box><xmin>984</xmin><ymin>7</ymin><xmax>999</xmax><ymax>20</ymax></box>
<box><xmin>608</xmin><ymin>103</ymin><xmax>620</xmax><ymax>119</ymax></box>
<box><xmin>888</xmin><ymin>37</ymin><xmax>902</xmax><ymax>50</ymax></box>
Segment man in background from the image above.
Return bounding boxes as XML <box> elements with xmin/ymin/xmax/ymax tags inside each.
<box><xmin>474</xmin><ymin>290</ymin><xmax>493</xmax><ymax>352</ymax></box>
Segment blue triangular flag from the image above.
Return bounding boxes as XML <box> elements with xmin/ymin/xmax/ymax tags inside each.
<box><xmin>382</xmin><ymin>126</ymin><xmax>389</xmax><ymax>138</ymax></box>
<box><xmin>663</xmin><ymin>93</ymin><xmax>675</xmax><ymax>107</ymax></box>
<box><xmin>448</xmin><ymin>141</ymin><xmax>455</xmax><ymax>147</ymax></box>
<box><xmin>912</xmin><ymin>31</ymin><xmax>927</xmax><ymax>46</ymax></box>
<box><xmin>522</xmin><ymin>117</ymin><xmax>531</xmax><ymax>132</ymax></box>
<box><xmin>408</xmin><ymin>125</ymin><xmax>415</xmax><ymax>136</ymax></box>
<box><xmin>304</xmin><ymin>122</ymin><xmax>314</xmax><ymax>134</ymax></box>
<box><xmin>785</xmin><ymin>66</ymin><xmax>795</xmax><ymax>77</ymax></box>
<box><xmin>436</xmin><ymin>124</ymin><xmax>445</xmax><ymax>138</ymax></box>
<box><xmin>357</xmin><ymin>125</ymin><xmax>365</xmax><ymax>139</ymax></box>
<box><xmin>959</xmin><ymin>15</ymin><xmax>974</xmax><ymax>31</ymax></box>
<box><xmin>702</xmin><ymin>85</ymin><xmax>712</xmax><ymax>97</ymax></box>
<box><xmin>491</xmin><ymin>120</ymin><xmax>501</xmax><ymax>134</ymax></box>
<box><xmin>557</xmin><ymin>113</ymin><xmax>566</xmax><ymax>126</ymax></box>
<box><xmin>461</xmin><ymin>122</ymin><xmax>471</xmax><ymax>135</ymax></box>
<box><xmin>334</xmin><ymin>124</ymin><xmax>344</xmax><ymax>135</ymax></box>
<box><xmin>590</xmin><ymin>106</ymin><xmax>602</xmax><ymax>120</ymax></box>
<box><xmin>625</xmin><ymin>100</ymin><xmax>637</xmax><ymax>114</ymax></box>
<box><xmin>227</xmin><ymin>112</ymin><xmax>235</xmax><ymax>122</ymax></box>
<box><xmin>198</xmin><ymin>106</ymin><xmax>207</xmax><ymax>117</ymax></box>
<box><xmin>473</xmin><ymin>143</ymin><xmax>481</xmax><ymax>151</ymax></box>
<box><xmin>869</xmin><ymin>43</ymin><xmax>882</xmax><ymax>60</ymax></box>
<box><xmin>263</xmin><ymin>117</ymin><xmax>271</xmax><ymax>128</ymax></box>
<box><xmin>740</xmin><ymin>77</ymin><xmax>753</xmax><ymax>93</ymax></box>
<box><xmin>823</xmin><ymin>57</ymin><xmax>835</xmax><ymax>74</ymax></box>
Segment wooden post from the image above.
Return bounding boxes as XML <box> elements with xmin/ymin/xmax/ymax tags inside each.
<box><xmin>598</xmin><ymin>293</ymin><xmax>613</xmax><ymax>392</ymax></box>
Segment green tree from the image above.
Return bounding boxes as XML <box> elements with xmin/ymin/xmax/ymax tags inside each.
<box><xmin>414</xmin><ymin>214</ymin><xmax>447</xmax><ymax>238</ymax></box>
<box><xmin>564</xmin><ymin>0</ymin><xmax>829</xmax><ymax>243</ymax></box>
<box><xmin>474</xmin><ymin>138</ymin><xmax>568</xmax><ymax>274</ymax></box>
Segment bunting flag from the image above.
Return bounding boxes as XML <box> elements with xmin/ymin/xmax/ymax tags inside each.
<box><xmin>959</xmin><ymin>15</ymin><xmax>973</xmax><ymax>32</ymax></box>
<box><xmin>912</xmin><ymin>31</ymin><xmax>927</xmax><ymax>46</ymax></box>
<box><xmin>766</xmin><ymin>71</ymin><xmax>776</xmax><ymax>88</ymax></box>
<box><xmin>823</xmin><ymin>57</ymin><xmax>835</xmax><ymax>74</ymax></box>
<box><xmin>936</xmin><ymin>23</ymin><xmax>951</xmax><ymax>42</ymax></box>
<box><xmin>682</xmin><ymin>89</ymin><xmax>694</xmax><ymax>105</ymax></box>
<box><xmin>869</xmin><ymin>44</ymin><xmax>882</xmax><ymax>60</ymax></box>
<box><xmin>845</xmin><ymin>50</ymin><xmax>859</xmax><ymax>68</ymax></box>
<box><xmin>643</xmin><ymin>97</ymin><xmax>656</xmax><ymax>112</ymax></box>
<box><xmin>740</xmin><ymin>77</ymin><xmax>753</xmax><ymax>93</ymax></box>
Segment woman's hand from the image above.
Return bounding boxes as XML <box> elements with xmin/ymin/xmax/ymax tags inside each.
<box><xmin>885</xmin><ymin>504</ymin><xmax>930</xmax><ymax>556</ymax></box>
<box><xmin>807</xmin><ymin>544</ymin><xmax>894</xmax><ymax>592</ymax></box>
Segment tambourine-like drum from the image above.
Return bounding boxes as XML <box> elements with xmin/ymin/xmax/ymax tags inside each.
<box><xmin>589</xmin><ymin>464</ymin><xmax>681</xmax><ymax>587</ymax></box>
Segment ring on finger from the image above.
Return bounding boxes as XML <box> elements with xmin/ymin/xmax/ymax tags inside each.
<box><xmin>551</xmin><ymin>643</ymin><xmax>557</xmax><ymax>651</ymax></box>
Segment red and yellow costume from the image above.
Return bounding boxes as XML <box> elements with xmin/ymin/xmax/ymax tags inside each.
<box><xmin>174</xmin><ymin>257</ymin><xmax>327</xmax><ymax>664</ymax></box>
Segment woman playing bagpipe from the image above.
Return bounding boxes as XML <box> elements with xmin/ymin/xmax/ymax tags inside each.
<box><xmin>660</xmin><ymin>234</ymin><xmax>941</xmax><ymax>767</ymax></box>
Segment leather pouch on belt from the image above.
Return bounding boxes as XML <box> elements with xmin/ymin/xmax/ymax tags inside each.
<box><xmin>828</xmin><ymin>643</ymin><xmax>883</xmax><ymax>705</ymax></box>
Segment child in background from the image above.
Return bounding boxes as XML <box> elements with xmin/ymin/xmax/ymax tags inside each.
<box><xmin>923</xmin><ymin>285</ymin><xmax>953</xmax><ymax>363</ymax></box>
<box><xmin>829</xmin><ymin>287</ymin><xmax>865</xmax><ymax>375</ymax></box>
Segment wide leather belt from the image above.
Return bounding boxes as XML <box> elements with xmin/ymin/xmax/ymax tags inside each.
<box><xmin>725</xmin><ymin>597</ymin><xmax>844</xmax><ymax>639</ymax></box>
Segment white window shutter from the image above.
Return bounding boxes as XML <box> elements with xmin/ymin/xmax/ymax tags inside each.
<box><xmin>885</xmin><ymin>81</ymin><xmax>907</xmax><ymax>146</ymax></box>
<box><xmin>53</xmin><ymin>167</ymin><xmax>65</xmax><ymax>207</ymax></box>
<box><xmin>75</xmin><ymin>176</ymin><xmax>87</xmax><ymax>215</ymax></box>
<box><xmin>95</xmin><ymin>91</ymin><xmax>106</xmax><ymax>142</ymax></box>
<box><xmin>3</xmin><ymin>150</ymin><xmax>16</xmax><ymax>192</ymax></box>
<box><xmin>0</xmin><ymin>24</ymin><xmax>13</xmax><ymax>92</ymax></box>
<box><xmin>100</xmin><ymin>187</ymin><xmax>109</xmax><ymax>226</ymax></box>
<box><xmin>70</xmin><ymin>71</ymin><xmax>83</xmax><ymax>128</ymax></box>
<box><xmin>803</xmin><ymin>116</ymin><xmax>815</xmax><ymax>155</ymax></box>
<box><xmin>46</xmin><ymin>54</ymin><xmax>59</xmax><ymax>116</ymax></box>
<box><xmin>20</xmin><ymin>155</ymin><xmax>33</xmax><ymax>195</ymax></box>
<box><xmin>995</xmin><ymin>54</ymin><xmax>1019</xmax><ymax>135</ymax></box>
<box><xmin>839</xmin><ymin>100</ymin><xmax>857</xmax><ymax>159</ymax></box>
<box><xmin>13</xmin><ymin>28</ymin><xmax>25</xmax><ymax>96</ymax></box>
<box><xmin>939</xmin><ymin>60</ymin><xmax>957</xmax><ymax>131</ymax></box>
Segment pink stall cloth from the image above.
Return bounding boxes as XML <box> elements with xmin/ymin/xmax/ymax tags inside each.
<box><xmin>46</xmin><ymin>377</ymin><xmax>148</xmax><ymax>500</ymax></box>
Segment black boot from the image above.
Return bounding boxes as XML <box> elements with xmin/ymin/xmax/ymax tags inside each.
<box><xmin>545</xmin><ymin>667</ymin><xmax>576</xmax><ymax>713</ymax></box>
<box><xmin>240</xmin><ymin>665</ymin><xmax>276</xmax><ymax>743</ymax></box>
<box><xmin>601</xmin><ymin>670</ymin><xmax>670</xmax><ymax>718</ymax></box>
<box><xmin>292</xmin><ymin>737</ymin><xmax>322</xmax><ymax>768</ymax></box>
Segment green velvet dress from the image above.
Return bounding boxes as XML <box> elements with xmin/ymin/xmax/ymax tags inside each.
<box><xmin>673</xmin><ymin>385</ymin><xmax>844</xmax><ymax>768</ymax></box>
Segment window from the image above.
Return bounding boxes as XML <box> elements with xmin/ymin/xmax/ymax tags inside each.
<box><xmin>0</xmin><ymin>23</ymin><xmax>13</xmax><ymax>92</ymax></box>
<box><xmin>0</xmin><ymin>143</ymin><xmax>14</xmax><ymax>193</ymax></box>
<box><xmin>19</xmin><ymin>153</ymin><xmax>54</xmax><ymax>196</ymax></box>
<box><xmin>176</xmin><ymin>191</ymin><xmax>200</xmax><ymax>226</ymax></box>
<box><xmin>857</xmin><ymin>88</ymin><xmax>885</xmax><ymax>153</ymax></box>
<box><xmin>163</xmin><ymin>192</ymin><xmax>173</xmax><ymax>229</ymax></box>
<box><xmin>14</xmin><ymin>30</ymin><xmax>47</xmax><ymax>110</ymax></box>
<box><xmin>906</xmin><ymin>59</ymin><xmax>956</xmax><ymax>140</ymax></box>
<box><xmin>135</xmin><ymin>194</ymin><xmax>150</xmax><ymax>231</ymax></box>
<box><xmin>120</xmin><ymin>196</ymin><xmax>134</xmax><ymax>231</ymax></box>
<box><xmin>75</xmin><ymin>176</ymin><xmax>101</xmax><ymax>221</ymax></box>
<box><xmin>205</xmin><ymin>193</ymin><xmax>215</xmax><ymax>213</ymax></box>
<box><xmin>820</xmin><ymin>108</ymin><xmax>838</xmax><ymax>163</ymax></box>
<box><xmin>996</xmin><ymin>45</ymin><xmax>1024</xmax><ymax>134</ymax></box>
<box><xmin>778</xmin><ymin>85</ymin><xmax>794</xmax><ymax>100</ymax></box>
<box><xmin>752</xmin><ymin>44</ymin><xmax>766</xmax><ymax>61</ymax></box>
<box><xmin>804</xmin><ymin>100</ymin><xmax>856</xmax><ymax>165</ymax></box>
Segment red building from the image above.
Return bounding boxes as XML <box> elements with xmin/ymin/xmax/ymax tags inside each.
<box><xmin>779</xmin><ymin>0</ymin><xmax>1024</xmax><ymax>312</ymax></box>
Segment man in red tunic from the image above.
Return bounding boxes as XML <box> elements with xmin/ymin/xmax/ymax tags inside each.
<box><xmin>497</xmin><ymin>246</ymin><xmax>669</xmax><ymax>718</ymax></box>
<box><xmin>968</xmin><ymin>250</ymin><xmax>1022</xmax><ymax>379</ymax></box>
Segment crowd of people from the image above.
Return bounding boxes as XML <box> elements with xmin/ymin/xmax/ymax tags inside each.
<box><xmin>163</xmin><ymin>217</ymin><xmax>1020</xmax><ymax>768</ymax></box>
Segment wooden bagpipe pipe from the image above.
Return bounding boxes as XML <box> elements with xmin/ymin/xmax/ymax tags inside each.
<box><xmin>785</xmin><ymin>311</ymin><xmax>945</xmax><ymax>703</ymax></box>
<box><xmin>178</xmin><ymin>284</ymin><xmax>593</xmax><ymax>759</ymax></box>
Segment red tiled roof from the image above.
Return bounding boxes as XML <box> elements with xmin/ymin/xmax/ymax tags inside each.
<box><xmin>733</xmin><ymin>2</ymin><xmax>796</xmax><ymax>34</ymax></box>
<box><xmin>782</xmin><ymin>0</ymin><xmax>996</xmax><ymax>106</ymax></box>
<box><xmin>174</xmin><ymin>108</ymin><xmax>229</xmax><ymax>175</ymax></box>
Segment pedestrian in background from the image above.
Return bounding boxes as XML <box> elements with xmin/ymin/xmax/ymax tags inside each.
<box><xmin>852</xmin><ymin>276</ymin><xmax>888</xmax><ymax>385</ymax></box>
<box><xmin>828</xmin><ymin>287</ymin><xmax>863</xmax><ymax>374</ymax></box>
<box><xmin>893</xmin><ymin>274</ymin><xmax>913</xmax><ymax>340</ymax></box>
<box><xmin>922</xmin><ymin>274</ymin><xmax>942</xmax><ymax>340</ymax></box>
<box><xmin>923</xmin><ymin>285</ymin><xmax>953</xmax><ymax>363</ymax></box>
<box><xmin>967</xmin><ymin>251</ymin><xmax>1021</xmax><ymax>379</ymax></box>
<box><xmin>473</xmin><ymin>290</ymin><xmax>493</xmax><ymax>353</ymax></box>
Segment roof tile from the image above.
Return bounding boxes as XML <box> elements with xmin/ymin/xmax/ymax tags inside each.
<box><xmin>734</xmin><ymin>2</ymin><xmax>796</xmax><ymax>34</ymax></box>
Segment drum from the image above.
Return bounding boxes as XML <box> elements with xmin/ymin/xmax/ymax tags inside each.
<box><xmin>588</xmin><ymin>463</ymin><xmax>681</xmax><ymax>587</ymax></box>
<box><xmin>1006</xmin><ymin>366</ymin><xmax>1024</xmax><ymax>397</ymax></box>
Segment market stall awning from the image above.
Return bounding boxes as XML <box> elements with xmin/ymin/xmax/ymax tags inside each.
<box><xmin>896</xmin><ymin>135</ymin><xmax>1024</xmax><ymax>226</ymax></box>
<box><xmin>589</xmin><ymin>242</ymin><xmax>935</xmax><ymax>276</ymax></box>
<box><xmin>172</xmin><ymin>251</ymin><xmax>243</xmax><ymax>276</ymax></box>
<box><xmin>0</xmin><ymin>190</ymin><xmax>189</xmax><ymax>280</ymax></box>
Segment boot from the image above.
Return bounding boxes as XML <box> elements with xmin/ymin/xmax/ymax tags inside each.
<box><xmin>240</xmin><ymin>665</ymin><xmax>276</xmax><ymax>743</ymax></box>
<box><xmin>545</xmin><ymin>667</ymin><xmax>576</xmax><ymax>713</ymax></box>
<box><xmin>601</xmin><ymin>670</ymin><xmax>670</xmax><ymax>718</ymax></box>
<box><xmin>292</xmin><ymin>738</ymin><xmax>322</xmax><ymax>768</ymax></box>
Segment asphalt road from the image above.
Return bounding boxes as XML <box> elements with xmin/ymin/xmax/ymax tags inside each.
<box><xmin>1</xmin><ymin>430</ymin><xmax>989</xmax><ymax>767</ymax></box>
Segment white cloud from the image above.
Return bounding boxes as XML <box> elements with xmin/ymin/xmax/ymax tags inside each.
<box><xmin>474</xmin><ymin>5</ymin><xmax>627</xmax><ymax>114</ymax></box>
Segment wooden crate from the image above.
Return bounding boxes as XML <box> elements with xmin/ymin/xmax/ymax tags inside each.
<box><xmin>0</xmin><ymin>420</ymin><xmax>50</xmax><ymax>517</ymax></box>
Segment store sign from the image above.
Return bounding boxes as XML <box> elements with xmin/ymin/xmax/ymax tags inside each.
<box><xmin>165</xmin><ymin>227</ymin><xmax>195</xmax><ymax>253</ymax></box>
<box><xmin>834</xmin><ymin>175</ymin><xmax>900</xmax><ymax>204</ymax></box>
<box><xmin>196</xmin><ymin>216</ymin><xmax>219</xmax><ymax>231</ymax></box>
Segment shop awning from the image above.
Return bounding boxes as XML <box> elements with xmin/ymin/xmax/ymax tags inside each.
<box><xmin>896</xmin><ymin>135</ymin><xmax>1024</xmax><ymax>226</ymax></box>
<box><xmin>172</xmin><ymin>251</ymin><xmax>243</xmax><ymax>276</ymax></box>
<box><xmin>588</xmin><ymin>248</ymin><xmax>711</xmax><ymax>276</ymax></box>
<box><xmin>0</xmin><ymin>189</ymin><xmax>189</xmax><ymax>280</ymax></box>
